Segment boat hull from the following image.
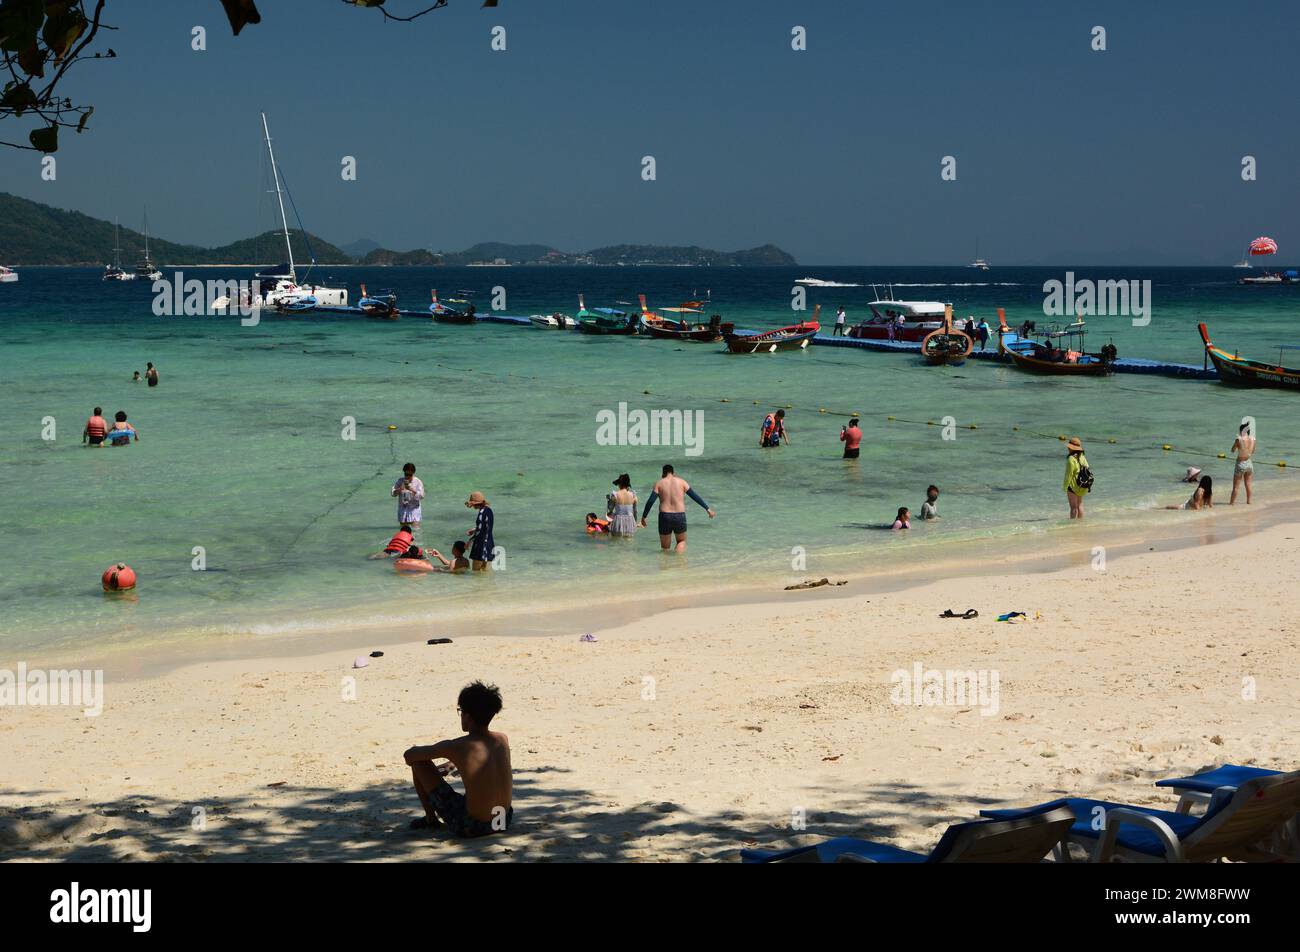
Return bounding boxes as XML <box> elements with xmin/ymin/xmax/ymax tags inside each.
<box><xmin>721</xmin><ymin>323</ymin><xmax>818</xmax><ymax>353</ymax></box>
<box><xmin>847</xmin><ymin>322</ymin><xmax>937</xmax><ymax>343</ymax></box>
<box><xmin>921</xmin><ymin>330</ymin><xmax>973</xmax><ymax>365</ymax></box>
<box><xmin>432</xmin><ymin>312</ymin><xmax>475</xmax><ymax>324</ymax></box>
<box><xmin>578</xmin><ymin>320</ymin><xmax>638</xmax><ymax>335</ymax></box>
<box><xmin>1200</xmin><ymin>323</ymin><xmax>1300</xmax><ymax>390</ymax></box>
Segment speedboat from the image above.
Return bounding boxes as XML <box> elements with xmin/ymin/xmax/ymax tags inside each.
<box><xmin>0</xmin><ymin>265</ymin><xmax>17</xmax><ymax>284</ymax></box>
<box><xmin>529</xmin><ymin>313</ymin><xmax>577</xmax><ymax>329</ymax></box>
<box><xmin>847</xmin><ymin>289</ymin><xmax>948</xmax><ymax>342</ymax></box>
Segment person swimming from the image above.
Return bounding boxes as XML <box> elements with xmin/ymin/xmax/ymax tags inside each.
<box><xmin>368</xmin><ymin>524</ymin><xmax>415</xmax><ymax>559</ymax></box>
<box><xmin>586</xmin><ymin>513</ymin><xmax>610</xmax><ymax>533</ymax></box>
<box><xmin>920</xmin><ymin>486</ymin><xmax>940</xmax><ymax>520</ymax></box>
<box><xmin>891</xmin><ymin>507</ymin><xmax>911</xmax><ymax>530</ymax></box>
<box><xmin>429</xmin><ymin>540</ymin><xmax>471</xmax><ymax>574</ymax></box>
<box><xmin>106</xmin><ymin>410</ymin><xmax>138</xmax><ymax>446</ymax></box>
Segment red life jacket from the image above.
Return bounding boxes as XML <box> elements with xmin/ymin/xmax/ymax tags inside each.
<box><xmin>385</xmin><ymin>530</ymin><xmax>413</xmax><ymax>553</ymax></box>
<box><xmin>86</xmin><ymin>416</ymin><xmax>107</xmax><ymax>438</ymax></box>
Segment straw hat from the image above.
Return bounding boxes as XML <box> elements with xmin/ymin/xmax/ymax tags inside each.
<box><xmin>465</xmin><ymin>491</ymin><xmax>488</xmax><ymax>508</ymax></box>
<box><xmin>1066</xmin><ymin>437</ymin><xmax>1084</xmax><ymax>453</ymax></box>
<box><xmin>1184</xmin><ymin>466</ymin><xmax>1202</xmax><ymax>482</ymax></box>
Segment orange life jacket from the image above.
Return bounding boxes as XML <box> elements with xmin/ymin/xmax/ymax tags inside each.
<box><xmin>385</xmin><ymin>530</ymin><xmax>414</xmax><ymax>553</ymax></box>
<box><xmin>586</xmin><ymin>518</ymin><xmax>610</xmax><ymax>534</ymax></box>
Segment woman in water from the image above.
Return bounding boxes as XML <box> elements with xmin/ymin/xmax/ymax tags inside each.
<box><xmin>1063</xmin><ymin>437</ymin><xmax>1089</xmax><ymax>519</ymax></box>
<box><xmin>891</xmin><ymin>507</ymin><xmax>911</xmax><ymax>530</ymax></box>
<box><xmin>606</xmin><ymin>473</ymin><xmax>639</xmax><ymax>537</ymax></box>
<box><xmin>1166</xmin><ymin>475</ymin><xmax>1213</xmax><ymax>511</ymax></box>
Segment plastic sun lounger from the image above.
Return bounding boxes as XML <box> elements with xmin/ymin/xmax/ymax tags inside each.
<box><xmin>1154</xmin><ymin>764</ymin><xmax>1297</xmax><ymax>859</ymax></box>
<box><xmin>741</xmin><ymin>804</ymin><xmax>1075</xmax><ymax>864</ymax></box>
<box><xmin>981</xmin><ymin>769</ymin><xmax>1300</xmax><ymax>863</ymax></box>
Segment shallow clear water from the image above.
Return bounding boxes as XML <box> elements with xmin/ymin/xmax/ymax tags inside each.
<box><xmin>2</xmin><ymin>265</ymin><xmax>1297</xmax><ymax>655</ymax></box>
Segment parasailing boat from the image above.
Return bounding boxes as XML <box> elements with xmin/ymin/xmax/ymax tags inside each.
<box><xmin>721</xmin><ymin>306</ymin><xmax>820</xmax><ymax>353</ymax></box>
<box><xmin>429</xmin><ymin>289</ymin><xmax>475</xmax><ymax>323</ymax></box>
<box><xmin>997</xmin><ymin>310</ymin><xmax>1116</xmax><ymax>376</ymax></box>
<box><xmin>921</xmin><ymin>304</ymin><xmax>973</xmax><ymax>365</ymax></box>
<box><xmin>1199</xmin><ymin>322</ymin><xmax>1300</xmax><ymax>390</ymax></box>
<box><xmin>1236</xmin><ymin>237</ymin><xmax>1297</xmax><ymax>284</ymax></box>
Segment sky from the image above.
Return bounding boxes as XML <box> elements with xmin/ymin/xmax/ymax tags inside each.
<box><xmin>1</xmin><ymin>0</ymin><xmax>1297</xmax><ymax>264</ymax></box>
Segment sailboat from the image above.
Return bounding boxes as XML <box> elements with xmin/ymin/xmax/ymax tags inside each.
<box><xmin>256</xmin><ymin>113</ymin><xmax>348</xmax><ymax>310</ymax></box>
<box><xmin>969</xmin><ymin>239</ymin><xmax>990</xmax><ymax>271</ymax></box>
<box><xmin>103</xmin><ymin>220</ymin><xmax>137</xmax><ymax>281</ymax></box>
<box><xmin>134</xmin><ymin>210</ymin><xmax>162</xmax><ymax>281</ymax></box>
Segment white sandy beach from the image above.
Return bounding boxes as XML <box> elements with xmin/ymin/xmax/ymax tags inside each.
<box><xmin>2</xmin><ymin>518</ymin><xmax>1298</xmax><ymax>862</ymax></box>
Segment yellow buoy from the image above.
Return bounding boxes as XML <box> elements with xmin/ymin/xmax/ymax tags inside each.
<box><xmin>387</xmin><ymin>425</ymin><xmax>397</xmax><ymax>430</ymax></box>
<box><xmin>1108</xmin><ymin>438</ymin><xmax>1116</xmax><ymax>444</ymax></box>
<box><xmin>1058</xmin><ymin>435</ymin><xmax>1066</xmax><ymax>441</ymax></box>
<box><xmin>1162</xmin><ymin>444</ymin><xmax>1172</xmax><ymax>451</ymax></box>
<box><xmin>1217</xmin><ymin>453</ymin><xmax>1226</xmax><ymax>459</ymax></box>
<box><xmin>887</xmin><ymin>416</ymin><xmax>896</xmax><ymax>421</ymax></box>
<box><xmin>1279</xmin><ymin>461</ymin><xmax>1288</xmax><ymax>468</ymax></box>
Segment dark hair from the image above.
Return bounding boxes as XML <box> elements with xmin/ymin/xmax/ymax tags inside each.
<box><xmin>1239</xmin><ymin>423</ymin><xmax>1250</xmax><ymax>434</ymax></box>
<box><xmin>613</xmin><ymin>473</ymin><xmax>631</xmax><ymax>489</ymax></box>
<box><xmin>93</xmin><ymin>406</ymin><xmax>102</xmax><ymax>415</ymax></box>
<box><xmin>403</xmin><ymin>545</ymin><xmax>423</xmax><ymax>559</ymax></box>
<box><xmin>896</xmin><ymin>507</ymin><xmax>909</xmax><ymax>520</ymax></box>
<box><xmin>586</xmin><ymin>512</ymin><xmax>599</xmax><ymax>520</ymax></box>
<box><xmin>399</xmin><ymin>523</ymin><xmax>412</xmax><ymax>533</ymax></box>
<box><xmin>403</xmin><ymin>462</ymin><xmax>416</xmax><ymax>474</ymax></box>
<box><xmin>927</xmin><ymin>485</ymin><xmax>939</xmax><ymax>495</ymax></box>
<box><xmin>848</xmin><ymin>417</ymin><xmax>859</xmax><ymax>427</ymax></box>
<box><xmin>115</xmin><ymin>410</ymin><xmax>127</xmax><ymax>422</ymax></box>
<box><xmin>458</xmin><ymin>680</ymin><xmax>503</xmax><ymax>726</ymax></box>
<box><xmin>452</xmin><ymin>540</ymin><xmax>466</xmax><ymax>555</ymax></box>
<box><xmin>1199</xmin><ymin>475</ymin><xmax>1213</xmax><ymax>502</ymax></box>
<box><xmin>147</xmin><ymin>362</ymin><xmax>154</xmax><ymax>369</ymax></box>
<box><xmin>775</xmin><ymin>409</ymin><xmax>785</xmax><ymax>419</ymax></box>
<box><xmin>662</xmin><ymin>464</ymin><xmax>674</xmax><ymax>476</ymax></box>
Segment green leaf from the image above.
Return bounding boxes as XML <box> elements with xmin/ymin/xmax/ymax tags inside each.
<box><xmin>16</xmin><ymin>39</ymin><xmax>45</xmax><ymax>76</ymax></box>
<box><xmin>0</xmin><ymin>80</ymin><xmax>38</xmax><ymax>114</ymax></box>
<box><xmin>0</xmin><ymin>0</ymin><xmax>46</xmax><ymax>53</ymax></box>
<box><xmin>42</xmin><ymin>7</ymin><xmax>86</xmax><ymax>61</ymax></box>
<box><xmin>29</xmin><ymin>123</ymin><xmax>58</xmax><ymax>153</ymax></box>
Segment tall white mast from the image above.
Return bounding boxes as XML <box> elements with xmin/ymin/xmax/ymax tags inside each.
<box><xmin>261</xmin><ymin>112</ymin><xmax>295</xmax><ymax>281</ymax></box>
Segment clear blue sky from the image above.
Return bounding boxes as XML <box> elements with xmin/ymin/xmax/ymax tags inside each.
<box><xmin>2</xmin><ymin>0</ymin><xmax>1296</xmax><ymax>264</ymax></box>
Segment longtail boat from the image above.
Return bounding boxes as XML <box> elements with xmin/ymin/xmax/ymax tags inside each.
<box><xmin>921</xmin><ymin>305</ymin><xmax>973</xmax><ymax>365</ymax></box>
<box><xmin>997</xmin><ymin>309</ymin><xmax>1115</xmax><ymax>376</ymax></box>
<box><xmin>721</xmin><ymin>306</ymin><xmax>820</xmax><ymax>353</ymax></box>
<box><xmin>359</xmin><ymin>284</ymin><xmax>398</xmax><ymax>319</ymax></box>
<box><xmin>576</xmin><ymin>294</ymin><xmax>638</xmax><ymax>335</ymax></box>
<box><xmin>430</xmin><ymin>290</ymin><xmax>475</xmax><ymax>324</ymax></box>
<box><xmin>1199</xmin><ymin>322</ymin><xmax>1300</xmax><ymax>390</ymax></box>
<box><xmin>639</xmin><ymin>295</ymin><xmax>723</xmax><ymax>341</ymax></box>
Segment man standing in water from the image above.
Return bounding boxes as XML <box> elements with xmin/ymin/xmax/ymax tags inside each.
<box><xmin>640</xmin><ymin>464</ymin><xmax>715</xmax><ymax>552</ymax></box>
<box><xmin>145</xmin><ymin>362</ymin><xmax>159</xmax><ymax>387</ymax></box>
<box><xmin>404</xmin><ymin>681</ymin><xmax>513</xmax><ymax>837</ymax></box>
<box><xmin>1230</xmin><ymin>421</ymin><xmax>1256</xmax><ymax>505</ymax></box>
<box><xmin>393</xmin><ymin>462</ymin><xmax>425</xmax><ymax>534</ymax></box>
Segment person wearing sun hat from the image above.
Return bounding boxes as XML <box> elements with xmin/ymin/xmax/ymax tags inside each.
<box><xmin>1063</xmin><ymin>437</ymin><xmax>1091</xmax><ymax>520</ymax></box>
<box><xmin>1182</xmin><ymin>465</ymin><xmax>1203</xmax><ymax>483</ymax></box>
<box><xmin>465</xmin><ymin>491</ymin><xmax>495</xmax><ymax>571</ymax></box>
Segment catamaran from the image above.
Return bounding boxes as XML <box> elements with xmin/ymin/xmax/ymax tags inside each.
<box><xmin>256</xmin><ymin>113</ymin><xmax>348</xmax><ymax>310</ymax></box>
<box><xmin>969</xmin><ymin>239</ymin><xmax>990</xmax><ymax>270</ymax></box>
<box><xmin>134</xmin><ymin>210</ymin><xmax>161</xmax><ymax>281</ymax></box>
<box><xmin>103</xmin><ymin>220</ymin><xmax>136</xmax><ymax>281</ymax></box>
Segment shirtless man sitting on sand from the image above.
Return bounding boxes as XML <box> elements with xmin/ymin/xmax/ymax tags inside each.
<box><xmin>639</xmin><ymin>463</ymin><xmax>715</xmax><ymax>552</ymax></box>
<box><xmin>404</xmin><ymin>681</ymin><xmax>513</xmax><ymax>837</ymax></box>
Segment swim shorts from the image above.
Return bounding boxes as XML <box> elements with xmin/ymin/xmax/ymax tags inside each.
<box><xmin>843</xmin><ymin>447</ymin><xmax>859</xmax><ymax>459</ymax></box>
<box><xmin>429</xmin><ymin>781</ymin><xmax>512</xmax><ymax>838</ymax></box>
<box><xmin>1235</xmin><ymin>459</ymin><xmax>1254</xmax><ymax>474</ymax></box>
<box><xmin>87</xmin><ymin>435</ymin><xmax>104</xmax><ymax>446</ymax></box>
<box><xmin>658</xmin><ymin>511</ymin><xmax>688</xmax><ymax>536</ymax></box>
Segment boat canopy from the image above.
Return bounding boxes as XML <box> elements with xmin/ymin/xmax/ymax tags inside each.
<box><xmin>869</xmin><ymin>300</ymin><xmax>947</xmax><ymax>319</ymax></box>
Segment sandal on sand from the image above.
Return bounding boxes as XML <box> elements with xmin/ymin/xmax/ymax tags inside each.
<box><xmin>939</xmin><ymin>609</ymin><xmax>979</xmax><ymax>619</ymax></box>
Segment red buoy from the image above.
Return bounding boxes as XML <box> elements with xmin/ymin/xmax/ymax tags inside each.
<box><xmin>102</xmin><ymin>563</ymin><xmax>137</xmax><ymax>592</ymax></box>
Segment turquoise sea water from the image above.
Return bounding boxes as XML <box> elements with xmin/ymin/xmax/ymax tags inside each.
<box><xmin>2</xmin><ymin>265</ymin><xmax>1298</xmax><ymax>657</ymax></box>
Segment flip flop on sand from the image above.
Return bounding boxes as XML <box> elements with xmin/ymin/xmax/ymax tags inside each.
<box><xmin>939</xmin><ymin>609</ymin><xmax>979</xmax><ymax>619</ymax></box>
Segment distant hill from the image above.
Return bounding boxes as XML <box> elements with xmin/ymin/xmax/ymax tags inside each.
<box><xmin>0</xmin><ymin>193</ymin><xmax>797</xmax><ymax>267</ymax></box>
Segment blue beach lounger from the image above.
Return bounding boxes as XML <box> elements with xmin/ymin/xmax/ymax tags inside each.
<box><xmin>1155</xmin><ymin>764</ymin><xmax>1297</xmax><ymax>859</ymax></box>
<box><xmin>981</xmin><ymin>769</ymin><xmax>1300</xmax><ymax>863</ymax></box>
<box><xmin>741</xmin><ymin>804</ymin><xmax>1075</xmax><ymax>863</ymax></box>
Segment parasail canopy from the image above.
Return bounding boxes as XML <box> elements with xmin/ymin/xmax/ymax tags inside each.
<box><xmin>1249</xmin><ymin>236</ymin><xmax>1279</xmax><ymax>256</ymax></box>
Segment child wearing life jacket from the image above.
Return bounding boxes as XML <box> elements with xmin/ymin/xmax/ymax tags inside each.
<box><xmin>586</xmin><ymin>513</ymin><xmax>611</xmax><ymax>534</ymax></box>
<box><xmin>368</xmin><ymin>524</ymin><xmax>415</xmax><ymax>559</ymax></box>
